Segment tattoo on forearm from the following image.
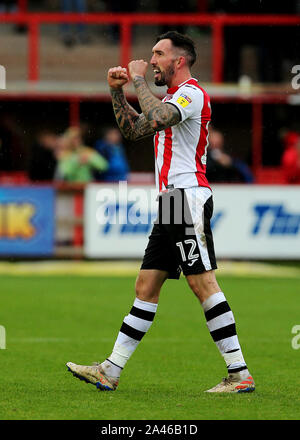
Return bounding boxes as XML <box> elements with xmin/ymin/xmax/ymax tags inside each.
<box><xmin>110</xmin><ymin>88</ymin><xmax>154</xmax><ymax>141</ymax></box>
<box><xmin>132</xmin><ymin>76</ymin><xmax>181</xmax><ymax>131</ymax></box>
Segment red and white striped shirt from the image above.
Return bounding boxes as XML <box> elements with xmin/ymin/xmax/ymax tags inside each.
<box><xmin>154</xmin><ymin>78</ymin><xmax>211</xmax><ymax>192</ymax></box>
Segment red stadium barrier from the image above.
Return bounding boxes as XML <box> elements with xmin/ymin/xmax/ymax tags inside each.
<box><xmin>0</xmin><ymin>12</ymin><xmax>298</xmax><ymax>181</ymax></box>
<box><xmin>0</xmin><ymin>171</ymin><xmax>29</xmax><ymax>184</ymax></box>
<box><xmin>0</xmin><ymin>12</ymin><xmax>299</xmax><ymax>83</ymax></box>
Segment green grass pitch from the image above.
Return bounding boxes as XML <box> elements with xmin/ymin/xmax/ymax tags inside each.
<box><xmin>0</xmin><ymin>274</ymin><xmax>299</xmax><ymax>420</ymax></box>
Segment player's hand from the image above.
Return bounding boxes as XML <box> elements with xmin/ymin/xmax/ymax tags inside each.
<box><xmin>128</xmin><ymin>60</ymin><xmax>148</xmax><ymax>80</ymax></box>
<box><xmin>107</xmin><ymin>66</ymin><xmax>129</xmax><ymax>89</ymax></box>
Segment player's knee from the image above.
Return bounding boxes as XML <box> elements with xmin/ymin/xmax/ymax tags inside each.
<box><xmin>186</xmin><ymin>271</ymin><xmax>220</xmax><ymax>302</ymax></box>
<box><xmin>187</xmin><ymin>277</ymin><xmax>202</xmax><ymax>297</ymax></box>
<box><xmin>135</xmin><ymin>277</ymin><xmax>159</xmax><ymax>302</ymax></box>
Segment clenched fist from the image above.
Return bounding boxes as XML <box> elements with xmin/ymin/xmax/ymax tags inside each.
<box><xmin>107</xmin><ymin>66</ymin><xmax>129</xmax><ymax>89</ymax></box>
<box><xmin>128</xmin><ymin>60</ymin><xmax>148</xmax><ymax>80</ymax></box>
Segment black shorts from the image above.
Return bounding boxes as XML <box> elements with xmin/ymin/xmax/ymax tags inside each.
<box><xmin>141</xmin><ymin>187</ymin><xmax>217</xmax><ymax>279</ymax></box>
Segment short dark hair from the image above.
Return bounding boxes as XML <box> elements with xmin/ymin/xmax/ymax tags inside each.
<box><xmin>155</xmin><ymin>31</ymin><xmax>196</xmax><ymax>67</ymax></box>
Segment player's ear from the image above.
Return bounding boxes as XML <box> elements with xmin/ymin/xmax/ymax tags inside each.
<box><xmin>177</xmin><ymin>56</ymin><xmax>185</xmax><ymax>69</ymax></box>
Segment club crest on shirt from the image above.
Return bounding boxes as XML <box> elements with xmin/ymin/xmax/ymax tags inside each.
<box><xmin>176</xmin><ymin>94</ymin><xmax>192</xmax><ymax>108</ymax></box>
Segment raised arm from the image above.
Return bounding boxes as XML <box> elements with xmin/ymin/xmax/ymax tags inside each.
<box><xmin>110</xmin><ymin>87</ymin><xmax>155</xmax><ymax>141</ymax></box>
<box><xmin>128</xmin><ymin>60</ymin><xmax>181</xmax><ymax>131</ymax></box>
<box><xmin>108</xmin><ymin>66</ymin><xmax>155</xmax><ymax>141</ymax></box>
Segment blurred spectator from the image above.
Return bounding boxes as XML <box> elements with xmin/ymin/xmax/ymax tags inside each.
<box><xmin>281</xmin><ymin>131</ymin><xmax>300</xmax><ymax>183</ymax></box>
<box><xmin>61</xmin><ymin>0</ymin><xmax>90</xmax><ymax>47</ymax></box>
<box><xmin>0</xmin><ymin>113</ymin><xmax>26</xmax><ymax>172</ymax></box>
<box><xmin>94</xmin><ymin>127</ymin><xmax>129</xmax><ymax>182</ymax></box>
<box><xmin>105</xmin><ymin>0</ymin><xmax>138</xmax><ymax>43</ymax></box>
<box><xmin>158</xmin><ymin>1</ymin><xmax>191</xmax><ymax>35</ymax></box>
<box><xmin>28</xmin><ymin>129</ymin><xmax>60</xmax><ymax>181</ymax></box>
<box><xmin>207</xmin><ymin>127</ymin><xmax>253</xmax><ymax>183</ymax></box>
<box><xmin>0</xmin><ymin>0</ymin><xmax>17</xmax><ymax>12</ymax></box>
<box><xmin>0</xmin><ymin>0</ymin><xmax>27</xmax><ymax>33</ymax></box>
<box><xmin>55</xmin><ymin>126</ymin><xmax>108</xmax><ymax>182</ymax></box>
<box><xmin>210</xmin><ymin>0</ymin><xmax>300</xmax><ymax>83</ymax></box>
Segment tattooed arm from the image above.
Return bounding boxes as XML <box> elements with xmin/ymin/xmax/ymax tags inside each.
<box><xmin>110</xmin><ymin>87</ymin><xmax>155</xmax><ymax>141</ymax></box>
<box><xmin>132</xmin><ymin>75</ymin><xmax>181</xmax><ymax>131</ymax></box>
<box><xmin>107</xmin><ymin>65</ymin><xmax>154</xmax><ymax>141</ymax></box>
<box><xmin>107</xmin><ymin>63</ymin><xmax>180</xmax><ymax>141</ymax></box>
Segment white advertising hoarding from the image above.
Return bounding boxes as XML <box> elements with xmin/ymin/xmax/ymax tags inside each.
<box><xmin>212</xmin><ymin>185</ymin><xmax>300</xmax><ymax>259</ymax></box>
<box><xmin>84</xmin><ymin>183</ymin><xmax>300</xmax><ymax>259</ymax></box>
<box><xmin>84</xmin><ymin>183</ymin><xmax>158</xmax><ymax>258</ymax></box>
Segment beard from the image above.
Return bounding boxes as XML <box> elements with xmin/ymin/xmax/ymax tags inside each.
<box><xmin>154</xmin><ymin>63</ymin><xmax>175</xmax><ymax>86</ymax></box>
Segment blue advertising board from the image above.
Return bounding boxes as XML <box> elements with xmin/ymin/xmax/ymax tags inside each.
<box><xmin>0</xmin><ymin>186</ymin><xmax>55</xmax><ymax>256</ymax></box>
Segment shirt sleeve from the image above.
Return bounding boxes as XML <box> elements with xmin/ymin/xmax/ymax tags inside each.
<box><xmin>166</xmin><ymin>84</ymin><xmax>204</xmax><ymax>122</ymax></box>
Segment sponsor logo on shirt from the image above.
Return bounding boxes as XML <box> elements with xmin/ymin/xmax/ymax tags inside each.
<box><xmin>176</xmin><ymin>94</ymin><xmax>192</xmax><ymax>108</ymax></box>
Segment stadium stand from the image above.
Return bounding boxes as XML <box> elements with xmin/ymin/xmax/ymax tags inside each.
<box><xmin>0</xmin><ymin>4</ymin><xmax>299</xmax><ymax>256</ymax></box>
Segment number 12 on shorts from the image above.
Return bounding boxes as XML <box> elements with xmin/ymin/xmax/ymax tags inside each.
<box><xmin>176</xmin><ymin>239</ymin><xmax>199</xmax><ymax>262</ymax></box>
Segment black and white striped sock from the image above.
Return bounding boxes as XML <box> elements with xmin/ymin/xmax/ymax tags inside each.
<box><xmin>202</xmin><ymin>291</ymin><xmax>248</xmax><ymax>375</ymax></box>
<box><xmin>105</xmin><ymin>298</ymin><xmax>158</xmax><ymax>376</ymax></box>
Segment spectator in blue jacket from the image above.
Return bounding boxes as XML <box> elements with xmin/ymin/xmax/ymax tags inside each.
<box><xmin>94</xmin><ymin>127</ymin><xmax>129</xmax><ymax>182</ymax></box>
<box><xmin>61</xmin><ymin>0</ymin><xmax>89</xmax><ymax>46</ymax></box>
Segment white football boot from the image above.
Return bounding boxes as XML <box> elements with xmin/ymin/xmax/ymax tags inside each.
<box><xmin>66</xmin><ymin>361</ymin><xmax>119</xmax><ymax>391</ymax></box>
<box><xmin>205</xmin><ymin>372</ymin><xmax>255</xmax><ymax>393</ymax></box>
